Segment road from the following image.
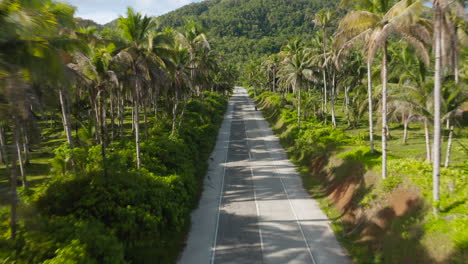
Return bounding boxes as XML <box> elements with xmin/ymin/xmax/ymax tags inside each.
<box><xmin>179</xmin><ymin>87</ymin><xmax>350</xmax><ymax>264</ymax></box>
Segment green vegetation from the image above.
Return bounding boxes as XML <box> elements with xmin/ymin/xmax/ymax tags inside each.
<box><xmin>0</xmin><ymin>1</ymin><xmax>233</xmax><ymax>263</ymax></box>
<box><xmin>252</xmin><ymin>89</ymin><xmax>467</xmax><ymax>263</ymax></box>
<box><xmin>156</xmin><ymin>0</ymin><xmax>342</xmax><ymax>67</ymax></box>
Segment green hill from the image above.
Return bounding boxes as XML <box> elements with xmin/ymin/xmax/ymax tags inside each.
<box><xmin>159</xmin><ymin>0</ymin><xmax>340</xmax><ymax>64</ymax></box>
<box><xmin>100</xmin><ymin>0</ymin><xmax>342</xmax><ymax>71</ymax></box>
<box><xmin>158</xmin><ymin>0</ymin><xmax>341</xmax><ymax>66</ymax></box>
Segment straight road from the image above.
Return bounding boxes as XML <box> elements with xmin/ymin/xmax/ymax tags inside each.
<box><xmin>179</xmin><ymin>87</ymin><xmax>350</xmax><ymax>264</ymax></box>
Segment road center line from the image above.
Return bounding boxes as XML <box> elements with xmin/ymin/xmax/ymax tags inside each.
<box><xmin>244</xmin><ymin>117</ymin><xmax>265</xmax><ymax>256</ymax></box>
<box><xmin>246</xmin><ymin>96</ymin><xmax>318</xmax><ymax>264</ymax></box>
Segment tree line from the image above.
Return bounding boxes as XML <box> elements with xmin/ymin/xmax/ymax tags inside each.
<box><xmin>0</xmin><ymin>0</ymin><xmax>235</xmax><ymax>241</ymax></box>
<box><xmin>245</xmin><ymin>0</ymin><xmax>467</xmax><ymax>212</ymax></box>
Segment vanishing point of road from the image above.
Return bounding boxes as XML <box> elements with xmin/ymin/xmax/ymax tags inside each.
<box><xmin>179</xmin><ymin>87</ymin><xmax>351</xmax><ymax>264</ymax></box>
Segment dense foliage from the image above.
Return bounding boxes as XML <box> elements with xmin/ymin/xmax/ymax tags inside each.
<box><xmin>0</xmin><ymin>0</ymin><xmax>233</xmax><ymax>263</ymax></box>
<box><xmin>154</xmin><ymin>0</ymin><xmax>342</xmax><ymax>66</ymax></box>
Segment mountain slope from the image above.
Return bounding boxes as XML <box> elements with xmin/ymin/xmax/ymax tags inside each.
<box><xmin>158</xmin><ymin>0</ymin><xmax>342</xmax><ymax>66</ymax></box>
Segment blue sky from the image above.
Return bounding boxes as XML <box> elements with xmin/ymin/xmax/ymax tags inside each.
<box><xmin>63</xmin><ymin>0</ymin><xmax>203</xmax><ymax>24</ymax></box>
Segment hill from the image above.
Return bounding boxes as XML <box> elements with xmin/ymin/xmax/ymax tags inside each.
<box><xmin>158</xmin><ymin>0</ymin><xmax>342</xmax><ymax>66</ymax></box>
<box><xmin>102</xmin><ymin>0</ymin><xmax>342</xmax><ymax>68</ymax></box>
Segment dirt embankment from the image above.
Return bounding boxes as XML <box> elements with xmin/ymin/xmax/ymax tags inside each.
<box><xmin>309</xmin><ymin>155</ymin><xmax>446</xmax><ymax>264</ymax></box>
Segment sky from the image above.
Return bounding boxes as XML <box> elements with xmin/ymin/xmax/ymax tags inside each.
<box><xmin>63</xmin><ymin>0</ymin><xmax>203</xmax><ymax>25</ymax></box>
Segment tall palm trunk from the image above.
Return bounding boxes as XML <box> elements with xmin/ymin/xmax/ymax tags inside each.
<box><xmin>297</xmin><ymin>78</ymin><xmax>302</xmax><ymax>130</ymax></box>
<box><xmin>21</xmin><ymin>125</ymin><xmax>30</xmax><ymax>165</ymax></box>
<box><xmin>143</xmin><ymin>99</ymin><xmax>149</xmax><ymax>139</ymax></box>
<box><xmin>322</xmin><ymin>70</ymin><xmax>327</xmax><ymax>121</ymax></box>
<box><xmin>0</xmin><ymin>126</ymin><xmax>7</xmax><ymax>166</ymax></box>
<box><xmin>134</xmin><ymin>82</ymin><xmax>142</xmax><ymax>169</ymax></box>
<box><xmin>424</xmin><ymin>118</ymin><xmax>432</xmax><ymax>162</ymax></box>
<box><xmin>172</xmin><ymin>84</ymin><xmax>179</xmax><ymax>136</ymax></box>
<box><xmin>402</xmin><ymin>114</ymin><xmax>409</xmax><ymax>144</ymax></box>
<box><xmin>331</xmin><ymin>71</ymin><xmax>337</xmax><ymax>127</ymax></box>
<box><xmin>59</xmin><ymin>88</ymin><xmax>73</xmax><ymax>147</ymax></box>
<box><xmin>98</xmin><ymin>91</ymin><xmax>108</xmax><ymax>177</ymax></box>
<box><xmin>110</xmin><ymin>93</ymin><xmax>115</xmax><ymax>142</ymax></box>
<box><xmin>272</xmin><ymin>69</ymin><xmax>276</xmax><ymax>92</ymax></box>
<box><xmin>10</xmin><ymin>139</ymin><xmax>18</xmax><ymax>240</ymax></box>
<box><xmin>433</xmin><ymin>0</ymin><xmax>442</xmax><ymax>208</ymax></box>
<box><xmin>381</xmin><ymin>42</ymin><xmax>388</xmax><ymax>180</ymax></box>
<box><xmin>444</xmin><ymin>124</ymin><xmax>454</xmax><ymax>168</ymax></box>
<box><xmin>15</xmin><ymin>135</ymin><xmax>26</xmax><ymax>189</ymax></box>
<box><xmin>345</xmin><ymin>86</ymin><xmax>351</xmax><ymax>127</ymax></box>
<box><xmin>178</xmin><ymin>94</ymin><xmax>189</xmax><ymax>130</ymax></box>
<box><xmin>367</xmin><ymin>61</ymin><xmax>375</xmax><ymax>153</ymax></box>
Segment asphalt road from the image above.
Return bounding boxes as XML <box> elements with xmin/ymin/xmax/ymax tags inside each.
<box><xmin>179</xmin><ymin>87</ymin><xmax>351</xmax><ymax>264</ymax></box>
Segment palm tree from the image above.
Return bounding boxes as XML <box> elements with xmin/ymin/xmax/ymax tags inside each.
<box><xmin>432</xmin><ymin>0</ymin><xmax>466</xmax><ymax>209</ymax></box>
<box><xmin>314</xmin><ymin>9</ymin><xmax>335</xmax><ymax>121</ymax></box>
<box><xmin>0</xmin><ymin>0</ymin><xmax>82</xmax><ymax>238</ymax></box>
<box><xmin>337</xmin><ymin>0</ymin><xmax>431</xmax><ymax>179</ymax></box>
<box><xmin>115</xmin><ymin>7</ymin><xmax>156</xmax><ymax>169</ymax></box>
<box><xmin>442</xmin><ymin>84</ymin><xmax>467</xmax><ymax>168</ymax></box>
<box><xmin>278</xmin><ymin>49</ymin><xmax>314</xmax><ymax>130</ymax></box>
<box><xmin>167</xmin><ymin>44</ymin><xmax>191</xmax><ymax>135</ymax></box>
<box><xmin>176</xmin><ymin>22</ymin><xmax>210</xmax><ymax>96</ymax></box>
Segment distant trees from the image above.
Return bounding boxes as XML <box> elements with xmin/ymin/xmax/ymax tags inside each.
<box><xmin>246</xmin><ymin>1</ymin><xmax>467</xmax><ymax>211</ymax></box>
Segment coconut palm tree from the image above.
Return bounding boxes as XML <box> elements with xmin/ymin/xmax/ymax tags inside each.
<box><xmin>278</xmin><ymin>49</ymin><xmax>314</xmax><ymax>130</ymax></box>
<box><xmin>176</xmin><ymin>22</ymin><xmax>210</xmax><ymax>96</ymax></box>
<box><xmin>337</xmin><ymin>0</ymin><xmax>431</xmax><ymax>179</ymax></box>
<box><xmin>314</xmin><ymin>9</ymin><xmax>335</xmax><ymax>120</ymax></box>
<box><xmin>432</xmin><ymin>0</ymin><xmax>466</xmax><ymax>209</ymax></box>
<box><xmin>0</xmin><ymin>0</ymin><xmax>82</xmax><ymax>238</ymax></box>
<box><xmin>114</xmin><ymin>7</ymin><xmax>156</xmax><ymax>169</ymax></box>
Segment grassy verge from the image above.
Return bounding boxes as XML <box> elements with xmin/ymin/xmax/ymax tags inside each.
<box><xmin>251</xmin><ymin>90</ymin><xmax>467</xmax><ymax>264</ymax></box>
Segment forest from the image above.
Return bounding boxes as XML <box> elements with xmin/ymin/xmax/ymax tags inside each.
<box><xmin>0</xmin><ymin>0</ymin><xmax>467</xmax><ymax>263</ymax></box>
<box><xmin>0</xmin><ymin>0</ymin><xmax>235</xmax><ymax>263</ymax></box>
<box><xmin>243</xmin><ymin>0</ymin><xmax>467</xmax><ymax>262</ymax></box>
<box><xmin>154</xmin><ymin>0</ymin><xmax>343</xmax><ymax>66</ymax></box>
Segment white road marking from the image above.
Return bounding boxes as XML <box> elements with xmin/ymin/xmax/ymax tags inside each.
<box><xmin>245</xmin><ymin>96</ymin><xmax>318</xmax><ymax>264</ymax></box>
<box><xmin>244</xmin><ymin>118</ymin><xmax>265</xmax><ymax>256</ymax></box>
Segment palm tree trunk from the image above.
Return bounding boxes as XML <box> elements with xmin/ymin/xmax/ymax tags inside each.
<box><xmin>178</xmin><ymin>95</ymin><xmax>189</xmax><ymax>130</ymax></box>
<box><xmin>12</xmin><ymin>120</ymin><xmax>27</xmax><ymax>189</ymax></box>
<box><xmin>143</xmin><ymin>100</ymin><xmax>149</xmax><ymax>140</ymax></box>
<box><xmin>98</xmin><ymin>92</ymin><xmax>108</xmax><ymax>177</ymax></box>
<box><xmin>331</xmin><ymin>72</ymin><xmax>337</xmax><ymax>127</ymax></box>
<box><xmin>297</xmin><ymin>79</ymin><xmax>302</xmax><ymax>130</ymax></box>
<box><xmin>433</xmin><ymin>0</ymin><xmax>442</xmax><ymax>208</ymax></box>
<box><xmin>322</xmin><ymin>70</ymin><xmax>327</xmax><ymax>122</ymax></box>
<box><xmin>444</xmin><ymin>125</ymin><xmax>454</xmax><ymax>168</ymax></box>
<box><xmin>59</xmin><ymin>88</ymin><xmax>73</xmax><ymax>147</ymax></box>
<box><xmin>273</xmin><ymin>69</ymin><xmax>276</xmax><ymax>93</ymax></box>
<box><xmin>402</xmin><ymin>115</ymin><xmax>409</xmax><ymax>144</ymax></box>
<box><xmin>110</xmin><ymin>93</ymin><xmax>115</xmax><ymax>142</ymax></box>
<box><xmin>134</xmin><ymin>85</ymin><xmax>142</xmax><ymax>170</ymax></box>
<box><xmin>367</xmin><ymin>61</ymin><xmax>375</xmax><ymax>153</ymax></box>
<box><xmin>345</xmin><ymin>86</ymin><xmax>351</xmax><ymax>127</ymax></box>
<box><xmin>172</xmin><ymin>85</ymin><xmax>179</xmax><ymax>136</ymax></box>
<box><xmin>9</xmin><ymin>138</ymin><xmax>18</xmax><ymax>240</ymax></box>
<box><xmin>424</xmin><ymin>118</ymin><xmax>432</xmax><ymax>162</ymax></box>
<box><xmin>0</xmin><ymin>126</ymin><xmax>7</xmax><ymax>166</ymax></box>
<box><xmin>21</xmin><ymin>125</ymin><xmax>30</xmax><ymax>165</ymax></box>
<box><xmin>381</xmin><ymin>42</ymin><xmax>388</xmax><ymax>180</ymax></box>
